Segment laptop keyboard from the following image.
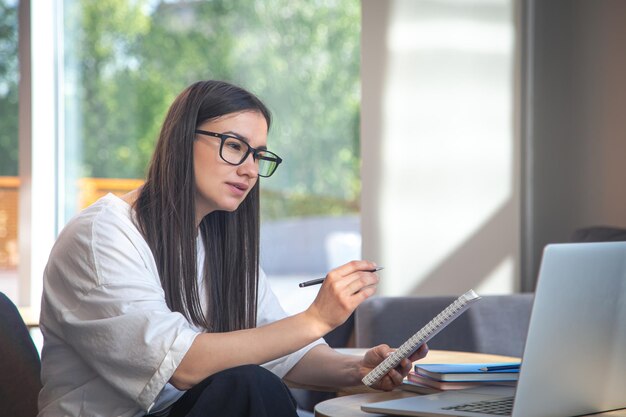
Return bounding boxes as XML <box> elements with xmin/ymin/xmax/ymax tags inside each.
<box><xmin>442</xmin><ymin>396</ymin><xmax>514</xmax><ymax>415</ymax></box>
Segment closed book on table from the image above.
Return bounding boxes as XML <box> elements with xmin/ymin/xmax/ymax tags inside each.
<box><xmin>407</xmin><ymin>371</ymin><xmax>491</xmax><ymax>390</ymax></box>
<box><xmin>400</xmin><ymin>379</ymin><xmax>442</xmax><ymax>395</ymax></box>
<box><xmin>407</xmin><ymin>371</ymin><xmax>517</xmax><ymax>390</ymax></box>
<box><xmin>414</xmin><ymin>363</ymin><xmax>520</xmax><ymax>382</ymax></box>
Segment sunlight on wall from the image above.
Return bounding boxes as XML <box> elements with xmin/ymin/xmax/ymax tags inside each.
<box><xmin>475</xmin><ymin>255</ymin><xmax>515</xmax><ymax>294</ymax></box>
<box><xmin>363</xmin><ymin>0</ymin><xmax>518</xmax><ymax>296</ymax></box>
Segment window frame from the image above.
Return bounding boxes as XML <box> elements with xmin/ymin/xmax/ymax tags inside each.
<box><xmin>17</xmin><ymin>0</ymin><xmax>60</xmax><ymax>308</ymax></box>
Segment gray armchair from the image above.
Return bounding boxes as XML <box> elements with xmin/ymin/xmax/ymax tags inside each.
<box><xmin>0</xmin><ymin>292</ymin><xmax>41</xmax><ymax>417</ymax></box>
<box><xmin>354</xmin><ymin>294</ymin><xmax>534</xmax><ymax>358</ymax></box>
<box><xmin>570</xmin><ymin>226</ymin><xmax>626</xmax><ymax>243</ymax></box>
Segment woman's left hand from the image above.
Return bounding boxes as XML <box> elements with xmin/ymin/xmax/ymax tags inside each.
<box><xmin>358</xmin><ymin>343</ymin><xmax>429</xmax><ymax>391</ymax></box>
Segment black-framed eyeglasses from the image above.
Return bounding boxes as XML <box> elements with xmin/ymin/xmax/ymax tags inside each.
<box><xmin>194</xmin><ymin>129</ymin><xmax>283</xmax><ymax>178</ymax></box>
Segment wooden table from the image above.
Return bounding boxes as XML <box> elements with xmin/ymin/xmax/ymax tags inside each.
<box><xmin>314</xmin><ymin>350</ymin><xmax>626</xmax><ymax>417</ymax></box>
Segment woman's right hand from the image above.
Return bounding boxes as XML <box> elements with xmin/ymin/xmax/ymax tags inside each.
<box><xmin>305</xmin><ymin>260</ymin><xmax>380</xmax><ymax>333</ymax></box>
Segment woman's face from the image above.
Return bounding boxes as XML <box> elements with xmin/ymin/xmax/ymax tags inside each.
<box><xmin>193</xmin><ymin>110</ymin><xmax>268</xmax><ymax>223</ymax></box>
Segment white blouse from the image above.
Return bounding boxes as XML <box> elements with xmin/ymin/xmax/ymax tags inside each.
<box><xmin>37</xmin><ymin>193</ymin><xmax>324</xmax><ymax>417</ymax></box>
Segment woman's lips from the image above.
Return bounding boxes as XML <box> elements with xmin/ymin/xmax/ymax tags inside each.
<box><xmin>226</xmin><ymin>182</ymin><xmax>248</xmax><ymax>196</ymax></box>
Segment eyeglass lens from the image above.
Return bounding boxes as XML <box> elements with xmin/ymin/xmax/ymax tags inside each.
<box><xmin>220</xmin><ymin>136</ymin><xmax>279</xmax><ymax>177</ymax></box>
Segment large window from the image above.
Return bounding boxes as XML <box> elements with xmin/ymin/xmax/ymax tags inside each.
<box><xmin>0</xmin><ymin>0</ymin><xmax>19</xmax><ymax>302</ymax></box>
<box><xmin>61</xmin><ymin>0</ymin><xmax>361</xmax><ymax>312</ymax></box>
<box><xmin>1</xmin><ymin>0</ymin><xmax>361</xmax><ymax>311</ymax></box>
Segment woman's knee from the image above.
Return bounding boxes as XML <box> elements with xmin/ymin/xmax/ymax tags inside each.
<box><xmin>167</xmin><ymin>365</ymin><xmax>298</xmax><ymax>417</ymax></box>
<box><xmin>213</xmin><ymin>364</ymin><xmax>282</xmax><ymax>386</ymax></box>
<box><xmin>210</xmin><ymin>365</ymin><xmax>297</xmax><ymax>412</ymax></box>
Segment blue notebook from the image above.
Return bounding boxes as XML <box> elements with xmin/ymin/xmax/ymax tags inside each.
<box><xmin>414</xmin><ymin>362</ymin><xmax>521</xmax><ymax>382</ymax></box>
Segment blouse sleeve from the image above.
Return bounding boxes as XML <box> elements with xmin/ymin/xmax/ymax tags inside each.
<box><xmin>41</xmin><ymin>205</ymin><xmax>200</xmax><ymax>410</ymax></box>
<box><xmin>256</xmin><ymin>269</ymin><xmax>327</xmax><ymax>378</ymax></box>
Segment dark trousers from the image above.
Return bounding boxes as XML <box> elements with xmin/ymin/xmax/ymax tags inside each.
<box><xmin>165</xmin><ymin>365</ymin><xmax>299</xmax><ymax>417</ymax></box>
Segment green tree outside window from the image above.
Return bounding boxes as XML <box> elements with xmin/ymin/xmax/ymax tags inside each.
<box><xmin>64</xmin><ymin>0</ymin><xmax>360</xmax><ymax>219</ymax></box>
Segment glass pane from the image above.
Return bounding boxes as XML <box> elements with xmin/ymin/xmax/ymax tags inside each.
<box><xmin>62</xmin><ymin>1</ymin><xmax>361</xmax><ymax>313</ymax></box>
<box><xmin>0</xmin><ymin>0</ymin><xmax>19</xmax><ymax>302</ymax></box>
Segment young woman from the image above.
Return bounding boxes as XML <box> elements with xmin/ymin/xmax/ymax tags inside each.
<box><xmin>37</xmin><ymin>80</ymin><xmax>428</xmax><ymax>417</ymax></box>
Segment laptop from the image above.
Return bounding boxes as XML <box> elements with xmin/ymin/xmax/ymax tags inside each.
<box><xmin>362</xmin><ymin>242</ymin><xmax>626</xmax><ymax>417</ymax></box>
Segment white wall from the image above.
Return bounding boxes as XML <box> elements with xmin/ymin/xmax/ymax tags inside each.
<box><xmin>361</xmin><ymin>0</ymin><xmax>520</xmax><ymax>296</ymax></box>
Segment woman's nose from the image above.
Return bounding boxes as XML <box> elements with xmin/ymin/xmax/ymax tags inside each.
<box><xmin>237</xmin><ymin>152</ymin><xmax>259</xmax><ymax>177</ymax></box>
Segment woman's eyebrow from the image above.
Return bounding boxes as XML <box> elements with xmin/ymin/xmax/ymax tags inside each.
<box><xmin>223</xmin><ymin>130</ymin><xmax>268</xmax><ymax>150</ymax></box>
<box><xmin>223</xmin><ymin>130</ymin><xmax>248</xmax><ymax>141</ymax></box>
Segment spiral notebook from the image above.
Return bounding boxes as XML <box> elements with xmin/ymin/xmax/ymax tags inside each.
<box><xmin>362</xmin><ymin>289</ymin><xmax>481</xmax><ymax>386</ymax></box>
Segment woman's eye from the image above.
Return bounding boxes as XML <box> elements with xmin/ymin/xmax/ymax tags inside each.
<box><xmin>226</xmin><ymin>141</ymin><xmax>243</xmax><ymax>151</ymax></box>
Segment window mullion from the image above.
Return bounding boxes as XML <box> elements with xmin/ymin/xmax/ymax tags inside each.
<box><xmin>17</xmin><ymin>0</ymin><xmax>59</xmax><ymax>309</ymax></box>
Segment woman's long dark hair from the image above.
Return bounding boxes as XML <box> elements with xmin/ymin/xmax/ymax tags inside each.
<box><xmin>133</xmin><ymin>80</ymin><xmax>271</xmax><ymax>331</ymax></box>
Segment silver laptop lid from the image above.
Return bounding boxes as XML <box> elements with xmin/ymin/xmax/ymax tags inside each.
<box><xmin>513</xmin><ymin>242</ymin><xmax>626</xmax><ymax>417</ymax></box>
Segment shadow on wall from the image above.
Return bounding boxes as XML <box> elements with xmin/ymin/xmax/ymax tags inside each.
<box><xmin>410</xmin><ymin>199</ymin><xmax>517</xmax><ymax>295</ymax></box>
<box><xmin>260</xmin><ymin>215</ymin><xmax>361</xmax><ymax>276</ymax></box>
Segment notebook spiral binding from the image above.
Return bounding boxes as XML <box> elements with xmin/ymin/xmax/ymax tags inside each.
<box><xmin>362</xmin><ymin>289</ymin><xmax>481</xmax><ymax>386</ymax></box>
